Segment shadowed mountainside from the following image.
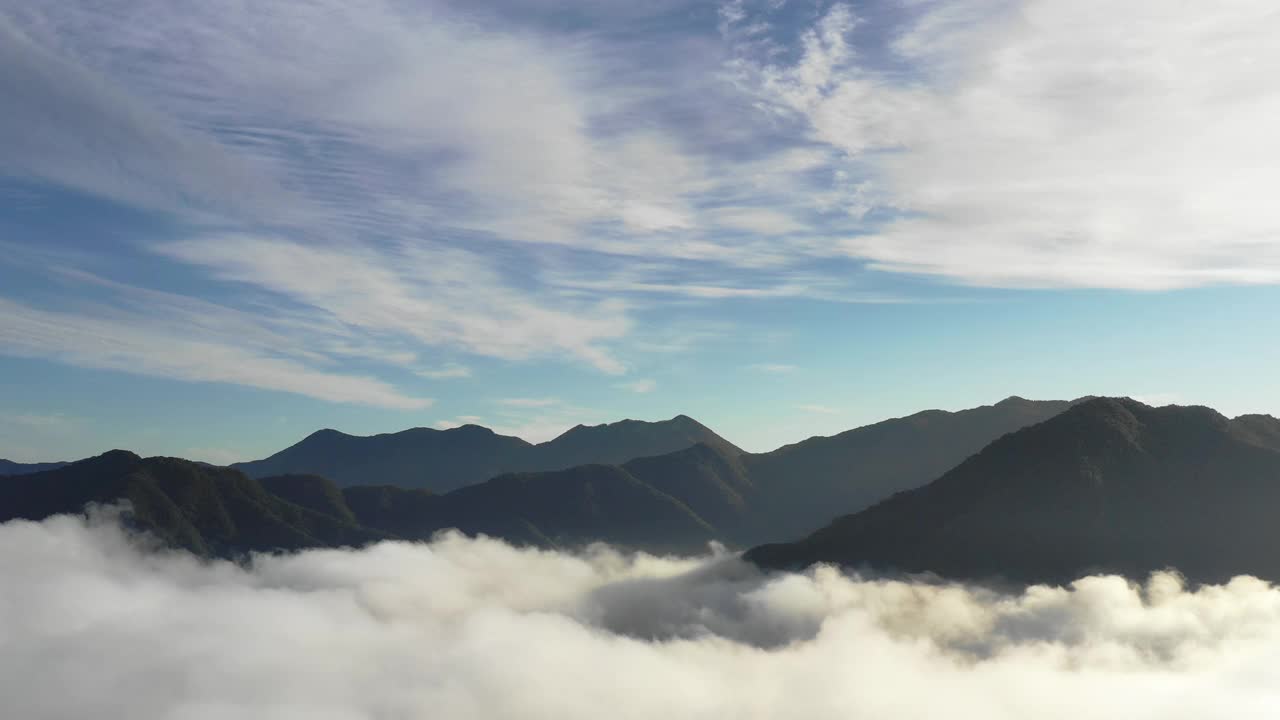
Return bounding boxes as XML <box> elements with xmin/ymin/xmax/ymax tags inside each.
<box><xmin>1</xmin><ymin>450</ymin><xmax>723</xmax><ymax>556</ymax></box>
<box><xmin>0</xmin><ymin>451</ymin><xmax>385</xmax><ymax>556</ymax></box>
<box><xmin>737</xmin><ymin>396</ymin><xmax>1082</xmax><ymax>542</ymax></box>
<box><xmin>2</xmin><ymin>397</ymin><xmax>1089</xmax><ymax>557</ymax></box>
<box><xmin>748</xmin><ymin>398</ymin><xmax>1280</xmax><ymax>585</ymax></box>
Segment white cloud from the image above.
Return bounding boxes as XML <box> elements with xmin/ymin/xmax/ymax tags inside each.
<box><xmin>158</xmin><ymin>236</ymin><xmax>629</xmax><ymax>374</ymax></box>
<box><xmin>0</xmin><ymin>297</ymin><xmax>430</xmax><ymax>410</ymax></box>
<box><xmin>618</xmin><ymin>379</ymin><xmax>658</xmax><ymax>394</ymax></box>
<box><xmin>710</xmin><ymin>207</ymin><xmax>808</xmax><ymax>236</ymax></box>
<box><xmin>734</xmin><ymin>0</ymin><xmax>1280</xmax><ymax>289</ymax></box>
<box><xmin>0</xmin><ymin>15</ymin><xmax>293</xmax><ymax>223</ymax></box>
<box><xmin>416</xmin><ymin>364</ymin><xmax>473</xmax><ymax>380</ymax></box>
<box><xmin>5</xmin><ymin>511</ymin><xmax>1280</xmax><ymax>719</ymax></box>
<box><xmin>8</xmin><ymin>0</ymin><xmax>1278</xmax><ymax>427</ymax></box>
<box><xmin>434</xmin><ymin>416</ymin><xmax>485</xmax><ymax>431</ymax></box>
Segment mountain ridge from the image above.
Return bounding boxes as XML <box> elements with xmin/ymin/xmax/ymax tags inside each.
<box><xmin>2</xmin><ymin>394</ymin><xmax>1100</xmax><ymax>550</ymax></box>
<box><xmin>232</xmin><ymin>414</ymin><xmax>743</xmax><ymax>492</ymax></box>
<box><xmin>0</xmin><ymin>458</ymin><xmax>71</xmax><ymax>475</ymax></box>
<box><xmin>747</xmin><ymin>397</ymin><xmax>1280</xmax><ymax>584</ymax></box>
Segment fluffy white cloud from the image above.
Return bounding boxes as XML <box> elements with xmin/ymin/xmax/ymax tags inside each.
<box><xmin>3</xmin><ymin>511</ymin><xmax>1280</xmax><ymax>719</ymax></box>
<box><xmin>735</xmin><ymin>0</ymin><xmax>1280</xmax><ymax>289</ymax></box>
<box><xmin>415</xmin><ymin>364</ymin><xmax>473</xmax><ymax>380</ymax></box>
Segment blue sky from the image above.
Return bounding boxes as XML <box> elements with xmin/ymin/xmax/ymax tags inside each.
<box><xmin>2</xmin><ymin>0</ymin><xmax>1278</xmax><ymax>462</ymax></box>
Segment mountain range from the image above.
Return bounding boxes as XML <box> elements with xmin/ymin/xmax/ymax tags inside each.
<box><xmin>1</xmin><ymin>397</ymin><xmax>1075</xmax><ymax>554</ymax></box>
<box><xmin>0</xmin><ymin>450</ymin><xmax>385</xmax><ymax>556</ymax></box>
<box><xmin>0</xmin><ymin>459</ymin><xmax>69</xmax><ymax>475</ymax></box>
<box><xmin>748</xmin><ymin>398</ymin><xmax>1280</xmax><ymax>584</ymax></box>
<box><xmin>232</xmin><ymin>415</ymin><xmax>744</xmax><ymax>492</ymax></box>
<box><xmin>11</xmin><ymin>395</ymin><xmax>1280</xmax><ymax>586</ymax></box>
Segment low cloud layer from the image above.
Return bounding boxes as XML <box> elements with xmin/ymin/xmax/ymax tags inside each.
<box><xmin>3</xmin><ymin>510</ymin><xmax>1280</xmax><ymax>718</ymax></box>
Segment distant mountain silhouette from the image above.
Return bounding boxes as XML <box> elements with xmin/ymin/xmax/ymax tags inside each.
<box><xmin>748</xmin><ymin>398</ymin><xmax>1280</xmax><ymax>585</ymax></box>
<box><xmin>1</xmin><ymin>398</ymin><xmax>1089</xmax><ymax>558</ymax></box>
<box><xmin>537</xmin><ymin>415</ymin><xmax>744</xmax><ymax>469</ymax></box>
<box><xmin>737</xmin><ymin>396</ymin><xmax>1081</xmax><ymax>542</ymax></box>
<box><xmin>233</xmin><ymin>415</ymin><xmax>742</xmax><ymax>492</ymax></box>
<box><xmin>0</xmin><ymin>459</ymin><xmax>69</xmax><ymax>475</ymax></box>
<box><xmin>0</xmin><ymin>452</ymin><xmax>384</xmax><ymax>556</ymax></box>
<box><xmin>354</xmin><ymin>463</ymin><xmax>719</xmax><ymax>553</ymax></box>
<box><xmin>0</xmin><ymin>449</ymin><xmax>724</xmax><ymax>556</ymax></box>
<box><xmin>327</xmin><ymin>398</ymin><xmax>1079</xmax><ymax>550</ymax></box>
<box><xmin>234</xmin><ymin>425</ymin><xmax>534</xmax><ymax>492</ymax></box>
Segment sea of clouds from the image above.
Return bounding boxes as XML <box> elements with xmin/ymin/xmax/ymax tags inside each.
<box><xmin>3</xmin><ymin>509</ymin><xmax>1280</xmax><ymax>719</ymax></box>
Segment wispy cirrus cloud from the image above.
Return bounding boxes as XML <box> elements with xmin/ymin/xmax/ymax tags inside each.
<box><xmin>0</xmin><ymin>14</ymin><xmax>293</xmax><ymax>223</ymax></box>
<box><xmin>0</xmin><ymin>0</ymin><xmax>869</xmax><ymax>405</ymax></box>
<box><xmin>728</xmin><ymin>0</ymin><xmax>1280</xmax><ymax>289</ymax></box>
<box><xmin>415</xmin><ymin>364</ymin><xmax>473</xmax><ymax>381</ymax></box>
<box><xmin>157</xmin><ymin>236</ymin><xmax>630</xmax><ymax>374</ymax></box>
<box><xmin>4</xmin><ymin>0</ymin><xmax>1279</xmax><ymax>414</ymax></box>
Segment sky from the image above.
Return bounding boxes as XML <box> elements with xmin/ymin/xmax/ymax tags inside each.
<box><xmin>2</xmin><ymin>0</ymin><xmax>1279</xmax><ymax>463</ymax></box>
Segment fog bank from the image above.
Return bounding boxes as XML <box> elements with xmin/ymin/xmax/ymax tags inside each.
<box><xmin>2</xmin><ymin>509</ymin><xmax>1279</xmax><ymax>718</ymax></box>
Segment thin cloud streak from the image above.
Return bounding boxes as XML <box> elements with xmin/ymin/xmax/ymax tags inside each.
<box><xmin>416</xmin><ymin>364</ymin><xmax>473</xmax><ymax>380</ymax></box>
<box><xmin>0</xmin><ymin>297</ymin><xmax>431</xmax><ymax>409</ymax></box>
<box><xmin>157</xmin><ymin>236</ymin><xmax>630</xmax><ymax>374</ymax></box>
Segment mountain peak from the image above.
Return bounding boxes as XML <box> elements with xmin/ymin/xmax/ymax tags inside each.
<box><xmin>750</xmin><ymin>394</ymin><xmax>1280</xmax><ymax>584</ymax></box>
<box><xmin>995</xmin><ymin>395</ymin><xmax>1032</xmax><ymax>406</ymax></box>
<box><xmin>95</xmin><ymin>449</ymin><xmax>143</xmax><ymax>464</ymax></box>
<box><xmin>444</xmin><ymin>423</ymin><xmax>496</xmax><ymax>435</ymax></box>
<box><xmin>304</xmin><ymin>428</ymin><xmax>350</xmax><ymax>442</ymax></box>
